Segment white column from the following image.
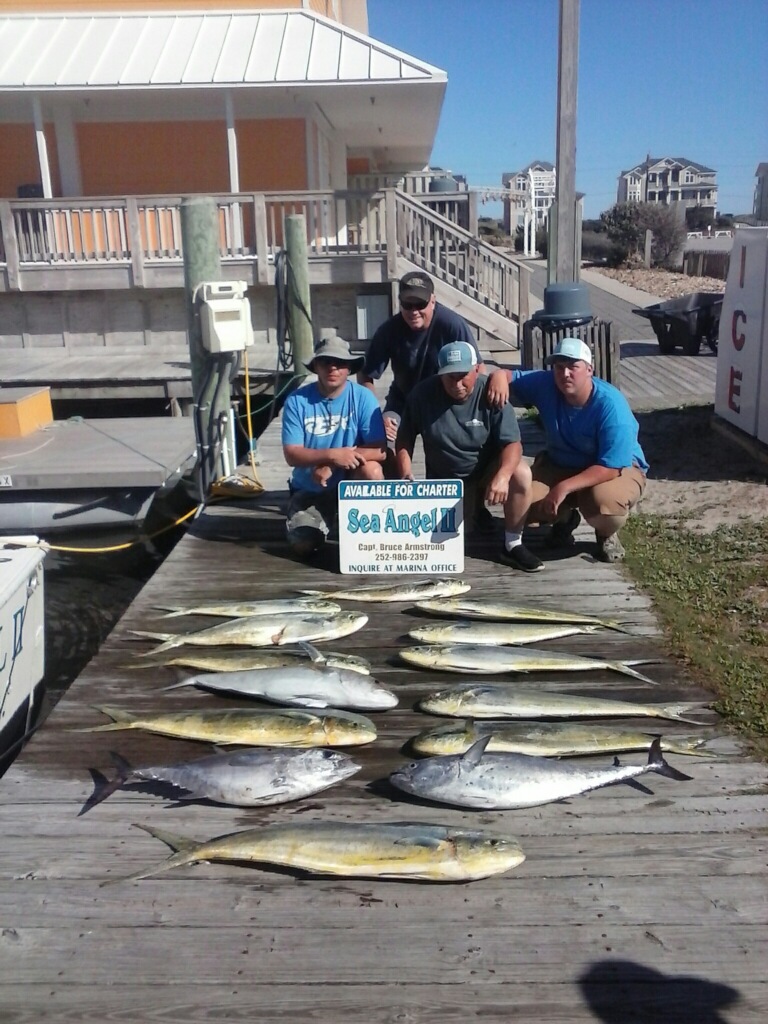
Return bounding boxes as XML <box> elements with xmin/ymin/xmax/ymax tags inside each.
<box><xmin>224</xmin><ymin>92</ymin><xmax>242</xmax><ymax>251</ymax></box>
<box><xmin>32</xmin><ymin>96</ymin><xmax>53</xmax><ymax>198</ymax></box>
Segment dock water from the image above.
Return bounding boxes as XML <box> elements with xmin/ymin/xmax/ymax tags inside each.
<box><xmin>0</xmin><ymin>345</ymin><xmax>765</xmax><ymax>1021</ymax></box>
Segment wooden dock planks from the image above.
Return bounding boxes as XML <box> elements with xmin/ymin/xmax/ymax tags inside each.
<box><xmin>0</xmin><ymin>334</ymin><xmax>763</xmax><ymax>1023</ymax></box>
<box><xmin>0</xmin><ymin>484</ymin><xmax>766</xmax><ymax>1020</ymax></box>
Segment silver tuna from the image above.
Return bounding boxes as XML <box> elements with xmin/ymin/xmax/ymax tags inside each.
<box><xmin>390</xmin><ymin>736</ymin><xmax>692</xmax><ymax>809</ymax></box>
<box><xmin>163</xmin><ymin>664</ymin><xmax>398</xmax><ymax>711</ymax></box>
<box><xmin>81</xmin><ymin>747</ymin><xmax>361</xmax><ymax>813</ymax></box>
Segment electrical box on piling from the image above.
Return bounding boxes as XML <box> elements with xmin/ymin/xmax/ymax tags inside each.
<box><xmin>199</xmin><ymin>281</ymin><xmax>254</xmax><ymax>353</ymax></box>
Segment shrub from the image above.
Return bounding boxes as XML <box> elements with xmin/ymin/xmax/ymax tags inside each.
<box><xmin>581</xmin><ymin>231</ymin><xmax>626</xmax><ymax>266</ymax></box>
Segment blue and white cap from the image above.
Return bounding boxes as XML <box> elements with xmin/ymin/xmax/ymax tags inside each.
<box><xmin>545</xmin><ymin>337</ymin><xmax>593</xmax><ymax>365</ymax></box>
<box><xmin>437</xmin><ymin>341</ymin><xmax>478</xmax><ymax>376</ymax></box>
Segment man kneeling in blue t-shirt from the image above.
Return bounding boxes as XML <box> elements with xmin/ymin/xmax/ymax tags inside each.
<box><xmin>281</xmin><ymin>336</ymin><xmax>386</xmax><ymax>559</ymax></box>
<box><xmin>486</xmin><ymin>337</ymin><xmax>648</xmax><ymax>563</ymax></box>
<box><xmin>395</xmin><ymin>341</ymin><xmax>542</xmax><ymax>573</ymax></box>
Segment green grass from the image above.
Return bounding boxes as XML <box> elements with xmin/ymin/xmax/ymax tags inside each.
<box><xmin>622</xmin><ymin>514</ymin><xmax>768</xmax><ymax>755</ymax></box>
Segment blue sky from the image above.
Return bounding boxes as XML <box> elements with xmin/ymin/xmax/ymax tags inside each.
<box><xmin>368</xmin><ymin>0</ymin><xmax>768</xmax><ymax>220</ymax></box>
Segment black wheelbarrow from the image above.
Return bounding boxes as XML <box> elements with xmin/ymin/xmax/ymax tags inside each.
<box><xmin>632</xmin><ymin>291</ymin><xmax>724</xmax><ymax>355</ymax></box>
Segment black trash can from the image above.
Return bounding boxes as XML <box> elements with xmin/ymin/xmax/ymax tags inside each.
<box><xmin>632</xmin><ymin>292</ymin><xmax>724</xmax><ymax>355</ymax></box>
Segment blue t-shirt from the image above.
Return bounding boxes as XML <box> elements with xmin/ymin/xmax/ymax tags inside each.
<box><xmin>511</xmin><ymin>369</ymin><xmax>649</xmax><ymax>472</ymax></box>
<box><xmin>363</xmin><ymin>302</ymin><xmax>479</xmax><ymax>417</ymax></box>
<box><xmin>281</xmin><ymin>380</ymin><xmax>386</xmax><ymax>492</ymax></box>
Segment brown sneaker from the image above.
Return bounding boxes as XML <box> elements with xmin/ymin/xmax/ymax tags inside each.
<box><xmin>595</xmin><ymin>533</ymin><xmax>625</xmax><ymax>563</ymax></box>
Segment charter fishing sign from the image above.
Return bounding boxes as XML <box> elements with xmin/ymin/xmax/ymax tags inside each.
<box><xmin>338</xmin><ymin>480</ymin><xmax>464</xmax><ymax>575</ymax></box>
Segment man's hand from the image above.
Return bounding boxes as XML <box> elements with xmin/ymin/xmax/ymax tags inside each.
<box><xmin>485</xmin><ymin>472</ymin><xmax>510</xmax><ymax>506</ymax></box>
<box><xmin>312</xmin><ymin>465</ymin><xmax>334</xmax><ymax>488</ymax></box>
<box><xmin>541</xmin><ymin>481</ymin><xmax>571</xmax><ymax>520</ymax></box>
<box><xmin>326</xmin><ymin>447</ymin><xmax>364</xmax><ymax>470</ymax></box>
<box><xmin>383</xmin><ymin>414</ymin><xmax>400</xmax><ymax>443</ymax></box>
<box><xmin>486</xmin><ymin>368</ymin><xmax>510</xmax><ymax>408</ymax></box>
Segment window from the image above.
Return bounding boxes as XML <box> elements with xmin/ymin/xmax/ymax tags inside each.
<box><xmin>648</xmin><ymin>191</ymin><xmax>656</xmax><ymax>201</ymax></box>
<box><xmin>684</xmin><ymin>170</ymin><xmax>695</xmax><ymax>183</ymax></box>
<box><xmin>648</xmin><ymin>173</ymin><xmax>657</xmax><ymax>183</ymax></box>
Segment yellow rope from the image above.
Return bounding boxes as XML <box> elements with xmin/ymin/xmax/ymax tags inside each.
<box><xmin>43</xmin><ymin>502</ymin><xmax>202</xmax><ymax>554</ymax></box>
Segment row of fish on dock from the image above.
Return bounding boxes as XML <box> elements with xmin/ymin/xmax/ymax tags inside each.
<box><xmin>83</xmin><ymin>577</ymin><xmax>711</xmax><ymax>884</ymax></box>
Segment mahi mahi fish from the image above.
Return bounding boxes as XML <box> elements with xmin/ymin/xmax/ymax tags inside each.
<box><xmin>152</xmin><ymin>598</ymin><xmax>342</xmax><ymax>619</ymax></box>
<box><xmin>81</xmin><ymin>747</ymin><xmax>361</xmax><ymax>813</ymax></box>
<box><xmin>415</xmin><ymin>597</ymin><xmax>629</xmax><ymax>632</ymax></box>
<box><xmin>117</xmin><ymin>820</ymin><xmax>526</xmax><ymax>883</ymax></box>
<box><xmin>390</xmin><ymin>736</ymin><xmax>692</xmax><ymax>809</ymax></box>
<box><xmin>400</xmin><ymin>644</ymin><xmax>657</xmax><ymax>683</ymax></box>
<box><xmin>129</xmin><ymin>612</ymin><xmax>368</xmax><ymax>656</ymax></box>
<box><xmin>408</xmin><ymin>621</ymin><xmax>601</xmax><ymax>646</ymax></box>
<box><xmin>298</xmin><ymin>578</ymin><xmax>471</xmax><ymax>603</ymax></box>
<box><xmin>81</xmin><ymin>705</ymin><xmax>377</xmax><ymax>747</ymax></box>
<box><xmin>410</xmin><ymin>719</ymin><xmax>713</xmax><ymax>758</ymax></box>
<box><xmin>125</xmin><ymin>642</ymin><xmax>372</xmax><ymax>676</ymax></box>
<box><xmin>163</xmin><ymin>665</ymin><xmax>398</xmax><ymax>711</ymax></box>
<box><xmin>419</xmin><ymin>685</ymin><xmax>709</xmax><ymax>724</ymax></box>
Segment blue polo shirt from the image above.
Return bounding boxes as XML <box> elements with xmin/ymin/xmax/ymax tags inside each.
<box><xmin>511</xmin><ymin>369</ymin><xmax>649</xmax><ymax>472</ymax></box>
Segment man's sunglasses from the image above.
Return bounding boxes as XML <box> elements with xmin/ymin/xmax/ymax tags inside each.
<box><xmin>400</xmin><ymin>298</ymin><xmax>429</xmax><ymax>312</ymax></box>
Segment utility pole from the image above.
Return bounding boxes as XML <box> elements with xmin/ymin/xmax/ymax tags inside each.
<box><xmin>553</xmin><ymin>0</ymin><xmax>580</xmax><ymax>282</ymax></box>
<box><xmin>284</xmin><ymin>215</ymin><xmax>314</xmax><ymax>378</ymax></box>
<box><xmin>181</xmin><ymin>196</ymin><xmax>229</xmax><ymax>493</ymax></box>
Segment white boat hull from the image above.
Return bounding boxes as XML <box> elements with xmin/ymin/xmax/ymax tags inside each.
<box><xmin>0</xmin><ymin>542</ymin><xmax>46</xmax><ymax>762</ymax></box>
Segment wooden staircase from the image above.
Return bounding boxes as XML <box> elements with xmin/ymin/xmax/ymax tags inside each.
<box><xmin>389</xmin><ymin>190</ymin><xmax>531</xmax><ymax>348</ymax></box>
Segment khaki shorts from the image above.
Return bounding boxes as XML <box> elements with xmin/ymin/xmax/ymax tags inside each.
<box><xmin>529</xmin><ymin>453</ymin><xmax>646</xmax><ymax>523</ymax></box>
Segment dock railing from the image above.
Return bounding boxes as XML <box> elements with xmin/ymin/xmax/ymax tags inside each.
<box><xmin>0</xmin><ymin>188</ymin><xmax>528</xmax><ymax>329</ymax></box>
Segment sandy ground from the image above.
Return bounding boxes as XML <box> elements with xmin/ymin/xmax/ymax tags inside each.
<box><xmin>634</xmin><ymin>406</ymin><xmax>768</xmax><ymax>531</ymax></box>
<box><xmin>592</xmin><ymin>266</ymin><xmax>725</xmax><ymax>300</ymax></box>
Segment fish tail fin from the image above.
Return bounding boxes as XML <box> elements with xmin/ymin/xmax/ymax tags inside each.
<box><xmin>615</xmin><ymin>661</ymin><xmax>659</xmax><ymax>684</ymax></box>
<box><xmin>77</xmin><ymin>705</ymin><xmax>136</xmax><ymax>733</ymax></box>
<box><xmin>150</xmin><ymin>605</ymin><xmax>186</xmax><ymax>618</ymax></box>
<box><xmin>101</xmin><ymin>824</ymin><xmax>203</xmax><ymax>885</ymax></box>
<box><xmin>658</xmin><ymin>702</ymin><xmax>713</xmax><ymax>725</ymax></box>
<box><xmin>128</xmin><ymin>630</ymin><xmax>174</xmax><ymax>642</ymax></box>
<box><xmin>296</xmin><ymin>589</ymin><xmax>323</xmax><ymax>596</ymax></box>
<box><xmin>160</xmin><ymin>678</ymin><xmax>195</xmax><ymax>692</ymax></box>
<box><xmin>647</xmin><ymin>737</ymin><xmax>694</xmax><ymax>781</ymax></box>
<box><xmin>78</xmin><ymin>752</ymin><xmax>134</xmax><ymax>816</ymax></box>
<box><xmin>133</xmin><ymin>822</ymin><xmax>201</xmax><ymax>854</ymax></box>
<box><xmin>606</xmin><ymin>621</ymin><xmax>633</xmax><ymax>634</ymax></box>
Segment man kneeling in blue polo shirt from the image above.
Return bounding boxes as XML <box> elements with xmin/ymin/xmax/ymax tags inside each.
<box><xmin>281</xmin><ymin>335</ymin><xmax>386</xmax><ymax>559</ymax></box>
<box><xmin>486</xmin><ymin>337</ymin><xmax>648</xmax><ymax>563</ymax></box>
<box><xmin>395</xmin><ymin>340</ymin><xmax>542</xmax><ymax>572</ymax></box>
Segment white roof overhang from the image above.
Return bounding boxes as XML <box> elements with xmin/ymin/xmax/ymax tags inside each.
<box><xmin>0</xmin><ymin>10</ymin><xmax>447</xmax><ymax>168</ymax></box>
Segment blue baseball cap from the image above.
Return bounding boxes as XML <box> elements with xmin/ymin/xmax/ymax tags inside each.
<box><xmin>437</xmin><ymin>341</ymin><xmax>478</xmax><ymax>375</ymax></box>
<box><xmin>545</xmin><ymin>337</ymin><xmax>593</xmax><ymax>365</ymax></box>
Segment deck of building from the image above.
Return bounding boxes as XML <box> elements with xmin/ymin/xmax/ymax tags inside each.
<box><xmin>0</xmin><ymin>335</ymin><xmax>765</xmax><ymax>1021</ymax></box>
